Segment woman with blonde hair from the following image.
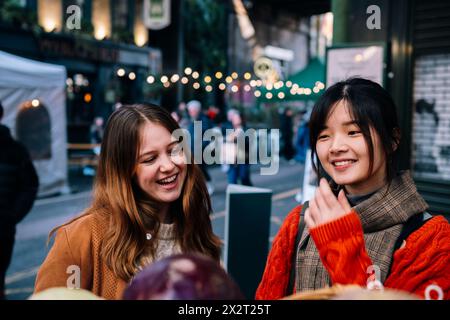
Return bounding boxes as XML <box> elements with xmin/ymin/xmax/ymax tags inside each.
<box><xmin>34</xmin><ymin>104</ymin><xmax>221</xmax><ymax>299</ymax></box>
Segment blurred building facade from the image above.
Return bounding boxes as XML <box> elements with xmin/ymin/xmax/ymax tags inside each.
<box><xmin>0</xmin><ymin>0</ymin><xmax>163</xmax><ymax>143</ymax></box>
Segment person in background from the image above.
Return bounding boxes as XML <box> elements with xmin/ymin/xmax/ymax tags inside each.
<box><xmin>280</xmin><ymin>108</ymin><xmax>295</xmax><ymax>162</ymax></box>
<box><xmin>0</xmin><ymin>102</ymin><xmax>39</xmax><ymax>300</ymax></box>
<box><xmin>256</xmin><ymin>78</ymin><xmax>450</xmax><ymax>300</ymax></box>
<box><xmin>90</xmin><ymin>116</ymin><xmax>105</xmax><ymax>144</ymax></box>
<box><xmin>294</xmin><ymin>109</ymin><xmax>311</xmax><ymax>164</ymax></box>
<box><xmin>187</xmin><ymin>100</ymin><xmax>214</xmax><ymax>195</ymax></box>
<box><xmin>34</xmin><ymin>104</ymin><xmax>221</xmax><ymax>300</ymax></box>
<box><xmin>226</xmin><ymin>111</ymin><xmax>253</xmax><ymax>186</ymax></box>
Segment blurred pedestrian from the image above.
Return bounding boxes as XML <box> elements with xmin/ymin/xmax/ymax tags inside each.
<box><xmin>187</xmin><ymin>100</ymin><xmax>214</xmax><ymax>195</ymax></box>
<box><xmin>221</xmin><ymin>108</ymin><xmax>239</xmax><ymax>136</ymax></box>
<box><xmin>226</xmin><ymin>111</ymin><xmax>252</xmax><ymax>186</ymax></box>
<box><xmin>90</xmin><ymin>116</ymin><xmax>104</xmax><ymax>144</ymax></box>
<box><xmin>280</xmin><ymin>107</ymin><xmax>295</xmax><ymax>161</ymax></box>
<box><xmin>176</xmin><ymin>102</ymin><xmax>190</xmax><ymax>129</ymax></box>
<box><xmin>0</xmin><ymin>102</ymin><xmax>39</xmax><ymax>300</ymax></box>
<box><xmin>294</xmin><ymin>109</ymin><xmax>311</xmax><ymax>163</ymax></box>
<box><xmin>34</xmin><ymin>104</ymin><xmax>221</xmax><ymax>300</ymax></box>
<box><xmin>83</xmin><ymin>116</ymin><xmax>105</xmax><ymax>176</ymax></box>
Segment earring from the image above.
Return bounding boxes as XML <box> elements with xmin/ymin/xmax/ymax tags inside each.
<box><xmin>146</xmin><ymin>233</ymin><xmax>152</xmax><ymax>240</ymax></box>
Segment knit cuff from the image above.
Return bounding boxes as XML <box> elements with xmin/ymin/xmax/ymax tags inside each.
<box><xmin>310</xmin><ymin>211</ymin><xmax>363</xmax><ymax>248</ymax></box>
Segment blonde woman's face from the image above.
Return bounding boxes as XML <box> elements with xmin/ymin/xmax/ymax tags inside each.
<box><xmin>135</xmin><ymin>122</ymin><xmax>187</xmax><ymax>204</ymax></box>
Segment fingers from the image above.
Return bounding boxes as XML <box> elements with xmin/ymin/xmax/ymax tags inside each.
<box><xmin>308</xmin><ymin>196</ymin><xmax>320</xmax><ymax>225</ymax></box>
<box><xmin>318</xmin><ymin>178</ymin><xmax>340</xmax><ymax>209</ymax></box>
<box><xmin>337</xmin><ymin>189</ymin><xmax>352</xmax><ymax>213</ymax></box>
<box><xmin>304</xmin><ymin>208</ymin><xmax>315</xmax><ymax>229</ymax></box>
<box><xmin>314</xmin><ymin>184</ymin><xmax>328</xmax><ymax>213</ymax></box>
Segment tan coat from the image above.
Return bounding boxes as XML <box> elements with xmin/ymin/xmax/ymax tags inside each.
<box><xmin>34</xmin><ymin>212</ymin><xmax>128</xmax><ymax>300</ymax></box>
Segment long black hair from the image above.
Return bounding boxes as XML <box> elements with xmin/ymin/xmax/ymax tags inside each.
<box><xmin>309</xmin><ymin>78</ymin><xmax>401</xmax><ymax>186</ymax></box>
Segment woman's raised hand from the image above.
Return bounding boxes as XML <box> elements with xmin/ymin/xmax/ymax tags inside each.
<box><xmin>304</xmin><ymin>178</ymin><xmax>352</xmax><ymax>229</ymax></box>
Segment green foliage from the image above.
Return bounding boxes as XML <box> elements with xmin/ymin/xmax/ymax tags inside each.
<box><xmin>183</xmin><ymin>0</ymin><xmax>228</xmax><ymax>74</ymax></box>
<box><xmin>0</xmin><ymin>0</ymin><xmax>38</xmax><ymax>30</ymax></box>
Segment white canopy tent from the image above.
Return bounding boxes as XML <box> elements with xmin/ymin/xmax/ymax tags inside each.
<box><xmin>0</xmin><ymin>50</ymin><xmax>68</xmax><ymax>197</ymax></box>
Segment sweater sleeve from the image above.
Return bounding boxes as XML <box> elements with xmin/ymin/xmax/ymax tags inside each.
<box><xmin>34</xmin><ymin>218</ymin><xmax>94</xmax><ymax>294</ymax></box>
<box><xmin>255</xmin><ymin>206</ymin><xmax>301</xmax><ymax>300</ymax></box>
<box><xmin>309</xmin><ymin>211</ymin><xmax>374</xmax><ymax>286</ymax></box>
<box><xmin>384</xmin><ymin>216</ymin><xmax>450</xmax><ymax>300</ymax></box>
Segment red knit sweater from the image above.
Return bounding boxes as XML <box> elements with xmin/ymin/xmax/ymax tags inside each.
<box><xmin>255</xmin><ymin>206</ymin><xmax>450</xmax><ymax>300</ymax></box>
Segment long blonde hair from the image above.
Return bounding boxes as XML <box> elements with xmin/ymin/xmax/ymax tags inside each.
<box><xmin>50</xmin><ymin>104</ymin><xmax>221</xmax><ymax>280</ymax></box>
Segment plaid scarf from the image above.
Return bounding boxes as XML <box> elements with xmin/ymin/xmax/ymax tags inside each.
<box><xmin>294</xmin><ymin>171</ymin><xmax>428</xmax><ymax>292</ymax></box>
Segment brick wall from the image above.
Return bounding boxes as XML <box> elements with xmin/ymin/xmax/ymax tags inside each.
<box><xmin>413</xmin><ymin>54</ymin><xmax>450</xmax><ymax>181</ymax></box>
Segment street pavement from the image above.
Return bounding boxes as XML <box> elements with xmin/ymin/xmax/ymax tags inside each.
<box><xmin>5</xmin><ymin>160</ymin><xmax>305</xmax><ymax>300</ymax></box>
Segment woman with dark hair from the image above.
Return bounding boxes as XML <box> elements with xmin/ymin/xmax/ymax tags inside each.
<box><xmin>256</xmin><ymin>78</ymin><xmax>449</xmax><ymax>300</ymax></box>
<box><xmin>34</xmin><ymin>104</ymin><xmax>221</xmax><ymax>299</ymax></box>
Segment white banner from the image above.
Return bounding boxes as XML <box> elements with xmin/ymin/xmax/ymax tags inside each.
<box><xmin>143</xmin><ymin>0</ymin><xmax>171</xmax><ymax>30</ymax></box>
<box><xmin>326</xmin><ymin>45</ymin><xmax>384</xmax><ymax>87</ymax></box>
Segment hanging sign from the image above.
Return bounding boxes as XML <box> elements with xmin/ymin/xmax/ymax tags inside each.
<box><xmin>143</xmin><ymin>0</ymin><xmax>171</xmax><ymax>30</ymax></box>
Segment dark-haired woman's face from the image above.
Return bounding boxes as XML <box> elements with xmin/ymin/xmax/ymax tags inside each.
<box><xmin>135</xmin><ymin>122</ymin><xmax>187</xmax><ymax>205</ymax></box>
<box><xmin>315</xmin><ymin>101</ymin><xmax>387</xmax><ymax>195</ymax></box>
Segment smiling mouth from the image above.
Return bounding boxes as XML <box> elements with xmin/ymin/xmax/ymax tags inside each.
<box><xmin>332</xmin><ymin>160</ymin><xmax>357</xmax><ymax>167</ymax></box>
<box><xmin>156</xmin><ymin>173</ymin><xmax>178</xmax><ymax>185</ymax></box>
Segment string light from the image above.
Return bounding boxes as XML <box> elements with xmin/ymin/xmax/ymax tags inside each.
<box><xmin>117</xmin><ymin>68</ymin><xmax>125</xmax><ymax>77</ymax></box>
<box><xmin>137</xmin><ymin>68</ymin><xmax>325</xmax><ymax>97</ymax></box>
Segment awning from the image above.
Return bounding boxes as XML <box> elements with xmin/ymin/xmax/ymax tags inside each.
<box><xmin>258</xmin><ymin>58</ymin><xmax>325</xmax><ymax>102</ymax></box>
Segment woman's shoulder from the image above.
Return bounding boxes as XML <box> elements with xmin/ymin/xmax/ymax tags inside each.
<box><xmin>410</xmin><ymin>215</ymin><xmax>449</xmax><ymax>237</ymax></box>
<box><xmin>59</xmin><ymin>209</ymin><xmax>109</xmax><ymax>242</ymax></box>
<box><xmin>276</xmin><ymin>205</ymin><xmax>303</xmax><ymax>236</ymax></box>
<box><xmin>405</xmin><ymin>215</ymin><xmax>450</xmax><ymax>250</ymax></box>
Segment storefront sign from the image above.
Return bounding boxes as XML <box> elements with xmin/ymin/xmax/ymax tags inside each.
<box><xmin>38</xmin><ymin>35</ymin><xmax>119</xmax><ymax>63</ymax></box>
<box><xmin>143</xmin><ymin>0</ymin><xmax>171</xmax><ymax>30</ymax></box>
